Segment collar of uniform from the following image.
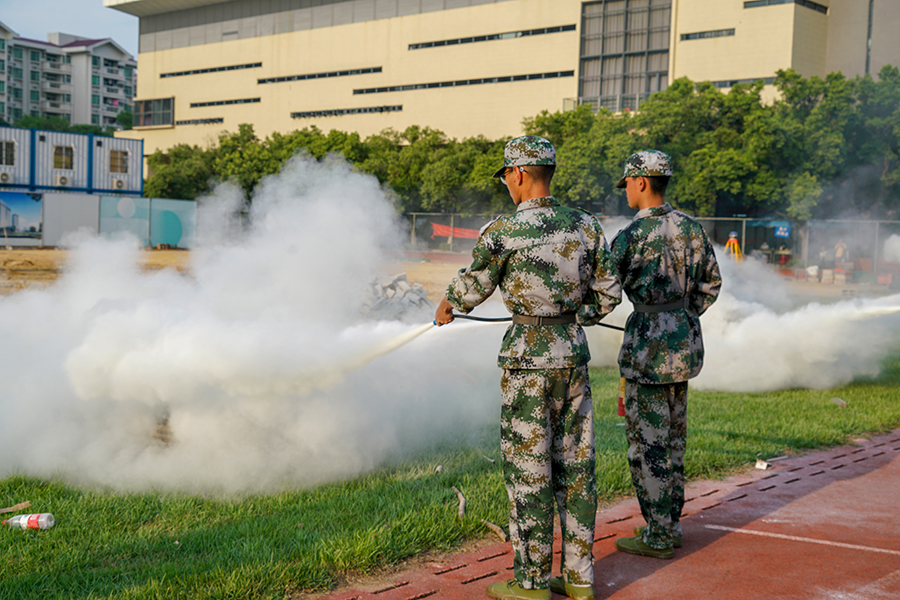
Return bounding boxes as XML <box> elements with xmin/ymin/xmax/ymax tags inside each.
<box><xmin>634</xmin><ymin>202</ymin><xmax>673</xmax><ymax>219</ymax></box>
<box><xmin>516</xmin><ymin>196</ymin><xmax>559</xmax><ymax>212</ymax></box>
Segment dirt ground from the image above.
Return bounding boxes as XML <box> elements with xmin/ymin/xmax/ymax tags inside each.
<box><xmin>3</xmin><ymin>248</ymin><xmax>890</xmax><ymax>303</ymax></box>
<box><xmin>0</xmin><ymin>248</ymin><xmax>464</xmax><ymax>301</ymax></box>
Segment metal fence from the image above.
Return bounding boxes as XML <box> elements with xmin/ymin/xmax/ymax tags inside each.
<box><xmin>407</xmin><ymin>212</ymin><xmax>900</xmax><ymax>278</ymax></box>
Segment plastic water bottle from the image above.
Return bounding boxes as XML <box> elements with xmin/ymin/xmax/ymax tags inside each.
<box><xmin>2</xmin><ymin>513</ymin><xmax>55</xmax><ymax>530</ymax></box>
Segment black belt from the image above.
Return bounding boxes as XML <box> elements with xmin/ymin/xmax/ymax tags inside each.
<box><xmin>632</xmin><ymin>297</ymin><xmax>690</xmax><ymax>313</ymax></box>
<box><xmin>511</xmin><ymin>314</ymin><xmax>577</xmax><ymax>325</ymax></box>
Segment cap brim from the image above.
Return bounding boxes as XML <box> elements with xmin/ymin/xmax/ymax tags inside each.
<box><xmin>616</xmin><ymin>178</ymin><xmax>627</xmax><ymax>189</ymax></box>
<box><xmin>492</xmin><ymin>166</ymin><xmax>506</xmax><ymax>179</ymax></box>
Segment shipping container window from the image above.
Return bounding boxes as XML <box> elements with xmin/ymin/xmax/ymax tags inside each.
<box><xmin>0</xmin><ymin>141</ymin><xmax>14</xmax><ymax>166</ymax></box>
<box><xmin>53</xmin><ymin>146</ymin><xmax>73</xmax><ymax>170</ymax></box>
<box><xmin>110</xmin><ymin>150</ymin><xmax>128</xmax><ymax>173</ymax></box>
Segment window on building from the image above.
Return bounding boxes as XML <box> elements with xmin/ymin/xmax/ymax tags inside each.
<box><xmin>11</xmin><ymin>108</ymin><xmax>22</xmax><ymax>120</ymax></box>
<box><xmin>11</xmin><ymin>88</ymin><xmax>22</xmax><ymax>99</ymax></box>
<box><xmin>579</xmin><ymin>0</ymin><xmax>672</xmax><ymax>112</ymax></box>
<box><xmin>0</xmin><ymin>82</ymin><xmax>4</xmax><ymax>94</ymax></box>
<box><xmin>91</xmin><ymin>114</ymin><xmax>100</xmax><ymax>125</ymax></box>
<box><xmin>11</xmin><ymin>68</ymin><xmax>22</xmax><ymax>80</ymax></box>
<box><xmin>92</xmin><ymin>94</ymin><xmax>100</xmax><ymax>105</ymax></box>
<box><xmin>0</xmin><ymin>39</ymin><xmax>5</xmax><ymax>50</ymax></box>
<box><xmin>0</xmin><ymin>103</ymin><xmax>5</xmax><ymax>114</ymax></box>
<box><xmin>30</xmin><ymin>90</ymin><xmax>39</xmax><ymax>102</ymax></box>
<box><xmin>92</xmin><ymin>75</ymin><xmax>100</xmax><ymax>86</ymax></box>
<box><xmin>30</xmin><ymin>50</ymin><xmax>40</xmax><ymax>62</ymax></box>
<box><xmin>124</xmin><ymin>86</ymin><xmax>133</xmax><ymax>96</ymax></box>
<box><xmin>30</xmin><ymin>70</ymin><xmax>40</xmax><ymax>81</ymax></box>
<box><xmin>0</xmin><ymin>141</ymin><xmax>14</xmax><ymax>166</ymax></box>
<box><xmin>63</xmin><ymin>74</ymin><xmax>71</xmax><ymax>83</ymax></box>
<box><xmin>124</xmin><ymin>67</ymin><xmax>133</xmax><ymax>78</ymax></box>
<box><xmin>30</xmin><ymin>109</ymin><xmax>40</xmax><ymax>117</ymax></box>
<box><xmin>92</xmin><ymin>56</ymin><xmax>100</xmax><ymax>67</ymax></box>
<box><xmin>134</xmin><ymin>97</ymin><xmax>174</xmax><ymax>127</ymax></box>
<box><xmin>110</xmin><ymin>150</ymin><xmax>128</xmax><ymax>173</ymax></box>
<box><xmin>53</xmin><ymin>146</ymin><xmax>73</xmax><ymax>170</ymax></box>
<box><xmin>64</xmin><ymin>94</ymin><xmax>71</xmax><ymax>103</ymax></box>
<box><xmin>0</xmin><ymin>59</ymin><xmax>4</xmax><ymax>70</ymax></box>
<box><xmin>12</xmin><ymin>47</ymin><xmax>22</xmax><ymax>59</ymax></box>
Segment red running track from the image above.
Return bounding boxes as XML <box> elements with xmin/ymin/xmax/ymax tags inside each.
<box><xmin>315</xmin><ymin>429</ymin><xmax>900</xmax><ymax>600</ymax></box>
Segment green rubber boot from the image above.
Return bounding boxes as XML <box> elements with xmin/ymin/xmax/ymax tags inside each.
<box><xmin>549</xmin><ymin>576</ymin><xmax>595</xmax><ymax>599</ymax></box>
<box><xmin>614</xmin><ymin>535</ymin><xmax>674</xmax><ymax>559</ymax></box>
<box><xmin>486</xmin><ymin>579</ymin><xmax>551</xmax><ymax>600</ymax></box>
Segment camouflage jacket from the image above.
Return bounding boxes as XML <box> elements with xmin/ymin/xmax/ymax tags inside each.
<box><xmin>446</xmin><ymin>197</ymin><xmax>621</xmax><ymax>369</ymax></box>
<box><xmin>609</xmin><ymin>203</ymin><xmax>721</xmax><ymax>384</ymax></box>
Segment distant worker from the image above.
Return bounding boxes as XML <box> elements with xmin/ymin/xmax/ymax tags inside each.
<box><xmin>834</xmin><ymin>238</ymin><xmax>849</xmax><ymax>265</ymax></box>
<box><xmin>434</xmin><ymin>135</ymin><xmax>621</xmax><ymax>600</ymax></box>
<box><xmin>608</xmin><ymin>151</ymin><xmax>722</xmax><ymax>560</ymax></box>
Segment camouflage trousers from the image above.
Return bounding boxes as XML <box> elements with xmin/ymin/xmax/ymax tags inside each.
<box><xmin>623</xmin><ymin>380</ymin><xmax>688</xmax><ymax>550</ymax></box>
<box><xmin>500</xmin><ymin>366</ymin><xmax>597</xmax><ymax>590</ymax></box>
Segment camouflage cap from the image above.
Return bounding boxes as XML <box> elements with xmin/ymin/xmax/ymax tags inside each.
<box><xmin>615</xmin><ymin>150</ymin><xmax>673</xmax><ymax>188</ymax></box>
<box><xmin>492</xmin><ymin>135</ymin><xmax>556</xmax><ymax>178</ymax></box>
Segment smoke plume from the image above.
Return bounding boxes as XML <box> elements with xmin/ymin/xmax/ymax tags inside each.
<box><xmin>2</xmin><ymin>155</ymin><xmax>898</xmax><ymax>495</ymax></box>
<box><xmin>0</xmin><ymin>154</ymin><xmax>500</xmax><ymax>495</ymax></box>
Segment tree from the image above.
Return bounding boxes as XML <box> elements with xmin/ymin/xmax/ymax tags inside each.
<box><xmin>116</xmin><ymin>109</ymin><xmax>134</xmax><ymax>131</ymax></box>
<box><xmin>144</xmin><ymin>144</ymin><xmax>217</xmax><ymax>200</ymax></box>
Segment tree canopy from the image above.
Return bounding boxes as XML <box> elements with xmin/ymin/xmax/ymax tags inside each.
<box><xmin>143</xmin><ymin>67</ymin><xmax>900</xmax><ymax>221</ymax></box>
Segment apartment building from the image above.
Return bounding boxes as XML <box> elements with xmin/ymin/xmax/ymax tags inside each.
<box><xmin>106</xmin><ymin>0</ymin><xmax>900</xmax><ymax>155</ymax></box>
<box><xmin>0</xmin><ymin>20</ymin><xmax>136</xmax><ymax>129</ymax></box>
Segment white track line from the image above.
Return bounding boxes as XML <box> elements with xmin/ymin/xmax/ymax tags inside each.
<box><xmin>705</xmin><ymin>525</ymin><xmax>900</xmax><ymax>556</ymax></box>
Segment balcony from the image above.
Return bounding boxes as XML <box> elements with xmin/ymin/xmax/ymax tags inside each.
<box><xmin>43</xmin><ymin>61</ymin><xmax>71</xmax><ymax>73</ymax></box>
<box><xmin>42</xmin><ymin>100</ymin><xmax>73</xmax><ymax>112</ymax></box>
<box><xmin>106</xmin><ymin>67</ymin><xmax>120</xmax><ymax>75</ymax></box>
<box><xmin>105</xmin><ymin>86</ymin><xmax>122</xmax><ymax>95</ymax></box>
<box><xmin>42</xmin><ymin>81</ymin><xmax>72</xmax><ymax>93</ymax></box>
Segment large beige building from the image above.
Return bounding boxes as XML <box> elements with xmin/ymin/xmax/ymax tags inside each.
<box><xmin>107</xmin><ymin>0</ymin><xmax>900</xmax><ymax>155</ymax></box>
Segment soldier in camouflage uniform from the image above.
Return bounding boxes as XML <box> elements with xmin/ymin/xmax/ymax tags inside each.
<box><xmin>608</xmin><ymin>151</ymin><xmax>721</xmax><ymax>559</ymax></box>
<box><xmin>434</xmin><ymin>136</ymin><xmax>621</xmax><ymax>600</ymax></box>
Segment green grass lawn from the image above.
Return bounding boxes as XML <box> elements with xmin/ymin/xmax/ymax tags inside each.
<box><xmin>3</xmin><ymin>354</ymin><xmax>900</xmax><ymax>599</ymax></box>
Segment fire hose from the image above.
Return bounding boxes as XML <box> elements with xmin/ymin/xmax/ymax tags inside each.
<box><xmin>448</xmin><ymin>313</ymin><xmax>625</xmax><ymax>331</ymax></box>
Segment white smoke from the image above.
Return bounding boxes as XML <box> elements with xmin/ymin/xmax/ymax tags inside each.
<box><xmin>0</xmin><ymin>154</ymin><xmax>501</xmax><ymax>495</ymax></box>
<box><xmin>883</xmin><ymin>234</ymin><xmax>900</xmax><ymax>264</ymax></box>
<box><xmin>3</xmin><ymin>155</ymin><xmax>899</xmax><ymax>495</ymax></box>
<box><xmin>587</xmin><ymin>247</ymin><xmax>900</xmax><ymax>392</ymax></box>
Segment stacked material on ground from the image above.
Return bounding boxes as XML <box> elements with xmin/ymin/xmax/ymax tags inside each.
<box><xmin>362</xmin><ymin>273</ymin><xmax>436</xmax><ymax>322</ymax></box>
